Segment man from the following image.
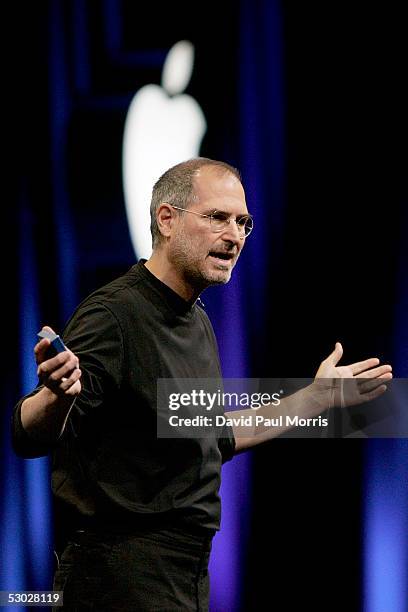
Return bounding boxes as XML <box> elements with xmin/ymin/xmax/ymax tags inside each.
<box><xmin>12</xmin><ymin>158</ymin><xmax>392</xmax><ymax>611</ymax></box>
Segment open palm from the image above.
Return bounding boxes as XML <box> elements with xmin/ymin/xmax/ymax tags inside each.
<box><xmin>314</xmin><ymin>342</ymin><xmax>392</xmax><ymax>407</ymax></box>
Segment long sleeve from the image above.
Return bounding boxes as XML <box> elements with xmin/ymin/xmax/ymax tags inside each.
<box><xmin>11</xmin><ymin>302</ymin><xmax>124</xmax><ymax>458</ymax></box>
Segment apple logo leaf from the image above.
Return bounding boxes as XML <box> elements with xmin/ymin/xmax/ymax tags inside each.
<box><xmin>162</xmin><ymin>40</ymin><xmax>195</xmax><ymax>97</ymax></box>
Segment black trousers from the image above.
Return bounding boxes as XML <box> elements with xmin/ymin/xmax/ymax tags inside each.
<box><xmin>53</xmin><ymin>527</ymin><xmax>213</xmax><ymax>611</ymax></box>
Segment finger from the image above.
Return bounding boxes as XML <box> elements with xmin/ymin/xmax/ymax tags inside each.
<box><xmin>34</xmin><ymin>338</ymin><xmax>52</xmax><ymax>362</ymax></box>
<box><xmin>358</xmin><ymin>374</ymin><xmax>392</xmax><ymax>394</ymax></box>
<box><xmin>348</xmin><ymin>358</ymin><xmax>380</xmax><ymax>376</ymax></box>
<box><xmin>325</xmin><ymin>342</ymin><xmax>343</xmax><ymax>366</ymax></box>
<box><xmin>43</xmin><ymin>366</ymin><xmax>81</xmax><ymax>393</ymax></box>
<box><xmin>356</xmin><ymin>364</ymin><xmax>392</xmax><ymax>379</ymax></box>
<box><xmin>59</xmin><ymin>368</ymin><xmax>82</xmax><ymax>391</ymax></box>
<box><xmin>45</xmin><ymin>363</ymin><xmax>80</xmax><ymax>385</ymax></box>
<box><xmin>358</xmin><ymin>384</ymin><xmax>388</xmax><ymax>403</ymax></box>
<box><xmin>37</xmin><ymin>351</ymin><xmax>79</xmax><ymax>379</ymax></box>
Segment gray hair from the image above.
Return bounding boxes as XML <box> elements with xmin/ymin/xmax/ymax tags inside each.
<box><xmin>150</xmin><ymin>157</ymin><xmax>241</xmax><ymax>248</ymax></box>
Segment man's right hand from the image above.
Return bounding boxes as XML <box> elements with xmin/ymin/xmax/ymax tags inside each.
<box><xmin>35</xmin><ymin>326</ymin><xmax>82</xmax><ymax>398</ymax></box>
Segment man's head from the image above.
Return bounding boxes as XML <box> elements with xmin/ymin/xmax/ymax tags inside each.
<box><xmin>149</xmin><ymin>158</ymin><xmax>251</xmax><ymax>290</ymax></box>
<box><xmin>150</xmin><ymin>158</ymin><xmax>242</xmax><ymax>248</ymax></box>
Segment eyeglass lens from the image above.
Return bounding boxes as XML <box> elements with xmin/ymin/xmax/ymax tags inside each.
<box><xmin>211</xmin><ymin>213</ymin><xmax>253</xmax><ymax>236</ymax></box>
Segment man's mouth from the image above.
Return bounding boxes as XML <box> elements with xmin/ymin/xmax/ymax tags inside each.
<box><xmin>208</xmin><ymin>251</ymin><xmax>235</xmax><ymax>266</ymax></box>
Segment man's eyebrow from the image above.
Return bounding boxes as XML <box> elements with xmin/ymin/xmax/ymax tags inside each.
<box><xmin>202</xmin><ymin>208</ymin><xmax>252</xmax><ymax>218</ymax></box>
<box><xmin>200</xmin><ymin>208</ymin><xmax>224</xmax><ymax>215</ymax></box>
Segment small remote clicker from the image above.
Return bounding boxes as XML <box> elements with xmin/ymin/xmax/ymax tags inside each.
<box><xmin>37</xmin><ymin>329</ymin><xmax>67</xmax><ymax>356</ymax></box>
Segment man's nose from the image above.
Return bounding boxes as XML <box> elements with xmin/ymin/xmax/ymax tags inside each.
<box><xmin>220</xmin><ymin>220</ymin><xmax>244</xmax><ymax>245</ymax></box>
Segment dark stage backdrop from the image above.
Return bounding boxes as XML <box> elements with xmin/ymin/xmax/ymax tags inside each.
<box><xmin>3</xmin><ymin>1</ymin><xmax>407</xmax><ymax>611</ymax></box>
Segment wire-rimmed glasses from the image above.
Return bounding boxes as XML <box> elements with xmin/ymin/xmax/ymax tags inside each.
<box><xmin>170</xmin><ymin>205</ymin><xmax>254</xmax><ymax>238</ymax></box>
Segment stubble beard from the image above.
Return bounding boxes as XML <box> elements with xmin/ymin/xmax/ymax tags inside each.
<box><xmin>169</xmin><ymin>228</ymin><xmax>232</xmax><ymax>289</ymax></box>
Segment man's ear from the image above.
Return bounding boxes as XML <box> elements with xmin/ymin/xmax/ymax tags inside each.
<box><xmin>156</xmin><ymin>203</ymin><xmax>176</xmax><ymax>239</ymax></box>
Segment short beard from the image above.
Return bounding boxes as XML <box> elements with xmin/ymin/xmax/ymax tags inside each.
<box><xmin>169</xmin><ymin>227</ymin><xmax>231</xmax><ymax>289</ymax></box>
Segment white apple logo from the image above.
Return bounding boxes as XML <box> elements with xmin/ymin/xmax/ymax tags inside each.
<box><xmin>122</xmin><ymin>40</ymin><xmax>207</xmax><ymax>259</ymax></box>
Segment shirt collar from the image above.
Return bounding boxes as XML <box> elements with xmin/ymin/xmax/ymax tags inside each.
<box><xmin>135</xmin><ymin>259</ymin><xmax>197</xmax><ymax>315</ymax></box>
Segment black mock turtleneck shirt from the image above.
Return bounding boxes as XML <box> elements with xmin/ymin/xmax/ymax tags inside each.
<box><xmin>12</xmin><ymin>261</ymin><xmax>235</xmax><ymax>538</ymax></box>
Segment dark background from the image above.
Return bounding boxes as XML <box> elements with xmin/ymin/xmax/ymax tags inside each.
<box><xmin>4</xmin><ymin>1</ymin><xmax>407</xmax><ymax>610</ymax></box>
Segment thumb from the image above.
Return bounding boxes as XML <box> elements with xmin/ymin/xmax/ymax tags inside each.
<box><xmin>42</xmin><ymin>325</ymin><xmax>56</xmax><ymax>334</ymax></box>
<box><xmin>326</xmin><ymin>342</ymin><xmax>343</xmax><ymax>366</ymax></box>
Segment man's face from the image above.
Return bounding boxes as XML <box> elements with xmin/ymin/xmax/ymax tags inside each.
<box><xmin>168</xmin><ymin>166</ymin><xmax>249</xmax><ymax>288</ymax></box>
